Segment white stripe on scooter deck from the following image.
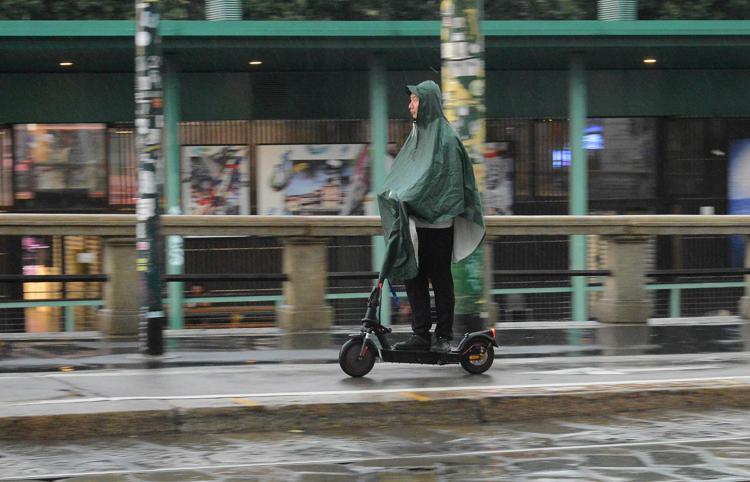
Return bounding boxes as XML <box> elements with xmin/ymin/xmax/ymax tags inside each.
<box><xmin>8</xmin><ymin>435</ymin><xmax>750</xmax><ymax>480</ymax></box>
<box><xmin>8</xmin><ymin>374</ymin><xmax>750</xmax><ymax>406</ymax></box>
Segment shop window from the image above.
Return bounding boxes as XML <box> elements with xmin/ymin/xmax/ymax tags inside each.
<box><xmin>21</xmin><ymin>235</ymin><xmax>61</xmax><ymax>332</ymax></box>
<box><xmin>20</xmin><ymin>235</ymin><xmax>101</xmax><ymax>332</ymax></box>
<box><xmin>588</xmin><ymin>118</ymin><xmax>656</xmax><ymax>201</ymax></box>
<box><xmin>532</xmin><ymin>118</ymin><xmax>656</xmax><ymax>202</ymax></box>
<box><xmin>21</xmin><ymin>235</ymin><xmax>54</xmax><ymax>275</ymax></box>
<box><xmin>14</xmin><ymin>124</ymin><xmax>107</xmax><ymax>209</ymax></box>
<box><xmin>487</xmin><ymin>118</ymin><xmax>530</xmax><ymax>200</ymax></box>
<box><xmin>534</xmin><ymin>119</ymin><xmax>568</xmax><ymax>198</ymax></box>
<box><xmin>0</xmin><ymin>129</ymin><xmax>11</xmax><ymax>208</ymax></box>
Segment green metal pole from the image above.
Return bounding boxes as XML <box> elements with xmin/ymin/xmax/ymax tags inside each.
<box><xmin>164</xmin><ymin>58</ymin><xmax>184</xmax><ymax>330</ymax></box>
<box><xmin>669</xmin><ymin>287</ymin><xmax>681</xmax><ymax>318</ymax></box>
<box><xmin>369</xmin><ymin>54</ymin><xmax>390</xmax><ymax>325</ymax></box>
<box><xmin>135</xmin><ymin>0</ymin><xmax>165</xmax><ymax>355</ymax></box>
<box><xmin>441</xmin><ymin>0</ymin><xmax>487</xmax><ymax>334</ymax></box>
<box><xmin>569</xmin><ymin>53</ymin><xmax>588</xmax><ymax>322</ymax></box>
<box><xmin>64</xmin><ymin>305</ymin><xmax>74</xmax><ymax>332</ymax></box>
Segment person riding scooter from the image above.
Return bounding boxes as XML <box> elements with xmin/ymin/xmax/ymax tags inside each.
<box><xmin>376</xmin><ymin>80</ymin><xmax>485</xmax><ymax>353</ymax></box>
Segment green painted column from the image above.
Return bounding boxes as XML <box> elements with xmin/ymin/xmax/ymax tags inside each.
<box><xmin>569</xmin><ymin>53</ymin><xmax>588</xmax><ymax>322</ymax></box>
<box><xmin>164</xmin><ymin>58</ymin><xmax>184</xmax><ymax>330</ymax></box>
<box><xmin>64</xmin><ymin>305</ymin><xmax>74</xmax><ymax>332</ymax></box>
<box><xmin>369</xmin><ymin>54</ymin><xmax>390</xmax><ymax>325</ymax></box>
<box><xmin>441</xmin><ymin>0</ymin><xmax>487</xmax><ymax>335</ymax></box>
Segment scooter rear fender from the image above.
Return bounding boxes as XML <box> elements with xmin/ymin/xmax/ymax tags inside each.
<box><xmin>455</xmin><ymin>330</ymin><xmax>499</xmax><ymax>352</ymax></box>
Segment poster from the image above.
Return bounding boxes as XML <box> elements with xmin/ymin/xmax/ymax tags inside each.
<box><xmin>729</xmin><ymin>140</ymin><xmax>750</xmax><ymax>266</ymax></box>
<box><xmin>181</xmin><ymin>145</ymin><xmax>249</xmax><ymax>215</ymax></box>
<box><xmin>483</xmin><ymin>142</ymin><xmax>514</xmax><ymax>215</ymax></box>
<box><xmin>256</xmin><ymin>144</ymin><xmax>372</xmax><ymax>215</ymax></box>
<box><xmin>257</xmin><ymin>143</ymin><xmax>509</xmax><ymax>216</ymax></box>
<box><xmin>13</xmin><ymin>124</ymin><xmax>106</xmax><ymax>200</ymax></box>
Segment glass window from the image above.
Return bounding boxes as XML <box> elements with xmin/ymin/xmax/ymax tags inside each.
<box><xmin>534</xmin><ymin>119</ymin><xmax>568</xmax><ymax>198</ymax></box>
<box><xmin>14</xmin><ymin>124</ymin><xmax>107</xmax><ymax>208</ymax></box>
<box><xmin>487</xmin><ymin>119</ymin><xmax>530</xmax><ymax>200</ymax></box>
<box><xmin>530</xmin><ymin>118</ymin><xmax>657</xmax><ymax>202</ymax></box>
<box><xmin>588</xmin><ymin>118</ymin><xmax>656</xmax><ymax>201</ymax></box>
<box><xmin>21</xmin><ymin>236</ymin><xmax>54</xmax><ymax>275</ymax></box>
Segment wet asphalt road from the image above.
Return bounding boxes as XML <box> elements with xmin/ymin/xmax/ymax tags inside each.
<box><xmin>2</xmin><ymin>408</ymin><xmax>750</xmax><ymax>481</ymax></box>
<box><xmin>3</xmin><ymin>353</ymin><xmax>750</xmax><ymax>406</ymax></box>
<box><xmin>1</xmin><ymin>354</ymin><xmax>750</xmax><ymax>481</ymax></box>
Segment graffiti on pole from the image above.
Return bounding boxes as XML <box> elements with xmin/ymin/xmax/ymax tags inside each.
<box><xmin>135</xmin><ymin>0</ymin><xmax>165</xmax><ymax>355</ymax></box>
<box><xmin>441</xmin><ymin>0</ymin><xmax>487</xmax><ymax>320</ymax></box>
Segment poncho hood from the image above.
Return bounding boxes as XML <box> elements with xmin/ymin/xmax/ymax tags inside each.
<box><xmin>407</xmin><ymin>81</ymin><xmax>445</xmax><ymax>127</ymax></box>
<box><xmin>377</xmin><ymin>80</ymin><xmax>485</xmax><ymax>282</ymax></box>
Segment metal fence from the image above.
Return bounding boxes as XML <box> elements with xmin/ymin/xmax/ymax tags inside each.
<box><xmin>1</xmin><ymin>214</ymin><xmax>750</xmax><ymax>333</ymax></box>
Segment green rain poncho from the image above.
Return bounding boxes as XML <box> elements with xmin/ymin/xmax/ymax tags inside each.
<box><xmin>377</xmin><ymin>80</ymin><xmax>485</xmax><ymax>282</ymax></box>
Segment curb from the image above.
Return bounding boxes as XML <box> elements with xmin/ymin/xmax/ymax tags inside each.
<box><xmin>3</xmin><ymin>379</ymin><xmax>750</xmax><ymax>441</ymax></box>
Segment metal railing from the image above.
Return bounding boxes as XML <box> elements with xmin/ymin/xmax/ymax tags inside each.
<box><xmin>1</xmin><ymin>214</ymin><xmax>749</xmax><ymax>333</ymax></box>
<box><xmin>1</xmin><ymin>213</ymin><xmax>749</xmax><ymax>236</ymax></box>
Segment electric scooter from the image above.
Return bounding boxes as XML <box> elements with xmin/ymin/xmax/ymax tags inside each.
<box><xmin>338</xmin><ymin>281</ymin><xmax>498</xmax><ymax>377</ymax></box>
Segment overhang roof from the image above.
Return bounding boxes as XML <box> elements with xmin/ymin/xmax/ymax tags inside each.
<box><xmin>1</xmin><ymin>20</ymin><xmax>750</xmax><ymax>73</ymax></box>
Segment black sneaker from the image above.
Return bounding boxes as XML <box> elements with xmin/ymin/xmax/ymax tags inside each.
<box><xmin>393</xmin><ymin>334</ymin><xmax>431</xmax><ymax>351</ymax></box>
<box><xmin>431</xmin><ymin>337</ymin><xmax>451</xmax><ymax>353</ymax></box>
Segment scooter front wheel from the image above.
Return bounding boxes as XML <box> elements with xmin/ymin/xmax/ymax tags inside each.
<box><xmin>460</xmin><ymin>340</ymin><xmax>494</xmax><ymax>374</ymax></box>
<box><xmin>339</xmin><ymin>339</ymin><xmax>376</xmax><ymax>377</ymax></box>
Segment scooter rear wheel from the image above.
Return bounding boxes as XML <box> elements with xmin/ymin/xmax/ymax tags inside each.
<box><xmin>339</xmin><ymin>339</ymin><xmax>376</xmax><ymax>377</ymax></box>
<box><xmin>460</xmin><ymin>340</ymin><xmax>494</xmax><ymax>374</ymax></box>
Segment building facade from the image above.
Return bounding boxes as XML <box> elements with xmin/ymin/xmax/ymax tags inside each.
<box><xmin>1</xmin><ymin>20</ymin><xmax>750</xmax><ymax>331</ymax></box>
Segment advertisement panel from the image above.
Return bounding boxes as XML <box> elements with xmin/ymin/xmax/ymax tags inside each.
<box><xmin>182</xmin><ymin>145</ymin><xmax>249</xmax><ymax>215</ymax></box>
<box><xmin>14</xmin><ymin>124</ymin><xmax>106</xmax><ymax>201</ymax></box>
<box><xmin>484</xmin><ymin>141</ymin><xmax>514</xmax><ymax>215</ymax></box>
<box><xmin>729</xmin><ymin>139</ymin><xmax>750</xmax><ymax>266</ymax></box>
<box><xmin>256</xmin><ymin>144</ymin><xmax>371</xmax><ymax>215</ymax></box>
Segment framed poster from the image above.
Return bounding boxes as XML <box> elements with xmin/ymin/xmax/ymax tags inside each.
<box><xmin>13</xmin><ymin>123</ymin><xmax>107</xmax><ymax>201</ymax></box>
<box><xmin>729</xmin><ymin>139</ymin><xmax>750</xmax><ymax>266</ymax></box>
<box><xmin>256</xmin><ymin>144</ymin><xmax>372</xmax><ymax>215</ymax></box>
<box><xmin>181</xmin><ymin>145</ymin><xmax>249</xmax><ymax>215</ymax></box>
<box><xmin>484</xmin><ymin>141</ymin><xmax>514</xmax><ymax>215</ymax></box>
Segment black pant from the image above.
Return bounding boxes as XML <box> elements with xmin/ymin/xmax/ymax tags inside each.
<box><xmin>404</xmin><ymin>226</ymin><xmax>454</xmax><ymax>341</ymax></box>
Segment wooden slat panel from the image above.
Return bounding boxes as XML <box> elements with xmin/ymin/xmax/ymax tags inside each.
<box><xmin>180</xmin><ymin>120</ymin><xmax>249</xmax><ymax>145</ymax></box>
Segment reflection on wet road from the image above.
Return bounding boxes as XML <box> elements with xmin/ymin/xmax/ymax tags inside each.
<box><xmin>3</xmin><ymin>408</ymin><xmax>750</xmax><ymax>481</ymax></box>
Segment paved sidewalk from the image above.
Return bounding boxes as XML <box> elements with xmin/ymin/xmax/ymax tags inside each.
<box><xmin>2</xmin><ymin>353</ymin><xmax>750</xmax><ymax>441</ymax></box>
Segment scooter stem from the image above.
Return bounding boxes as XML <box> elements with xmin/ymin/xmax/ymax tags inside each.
<box><xmin>361</xmin><ymin>284</ymin><xmax>381</xmax><ymax>324</ymax></box>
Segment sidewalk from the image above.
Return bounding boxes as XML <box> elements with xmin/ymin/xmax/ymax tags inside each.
<box><xmin>1</xmin><ymin>317</ymin><xmax>749</xmax><ymax>441</ymax></box>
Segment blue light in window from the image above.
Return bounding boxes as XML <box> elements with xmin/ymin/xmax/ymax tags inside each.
<box><xmin>552</xmin><ymin>125</ymin><xmax>604</xmax><ymax>168</ymax></box>
<box><xmin>583</xmin><ymin>125</ymin><xmax>604</xmax><ymax>150</ymax></box>
<box><xmin>552</xmin><ymin>149</ymin><xmax>571</xmax><ymax>168</ymax></box>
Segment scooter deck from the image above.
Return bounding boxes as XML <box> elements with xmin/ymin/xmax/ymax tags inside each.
<box><xmin>381</xmin><ymin>348</ymin><xmax>461</xmax><ymax>365</ymax></box>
